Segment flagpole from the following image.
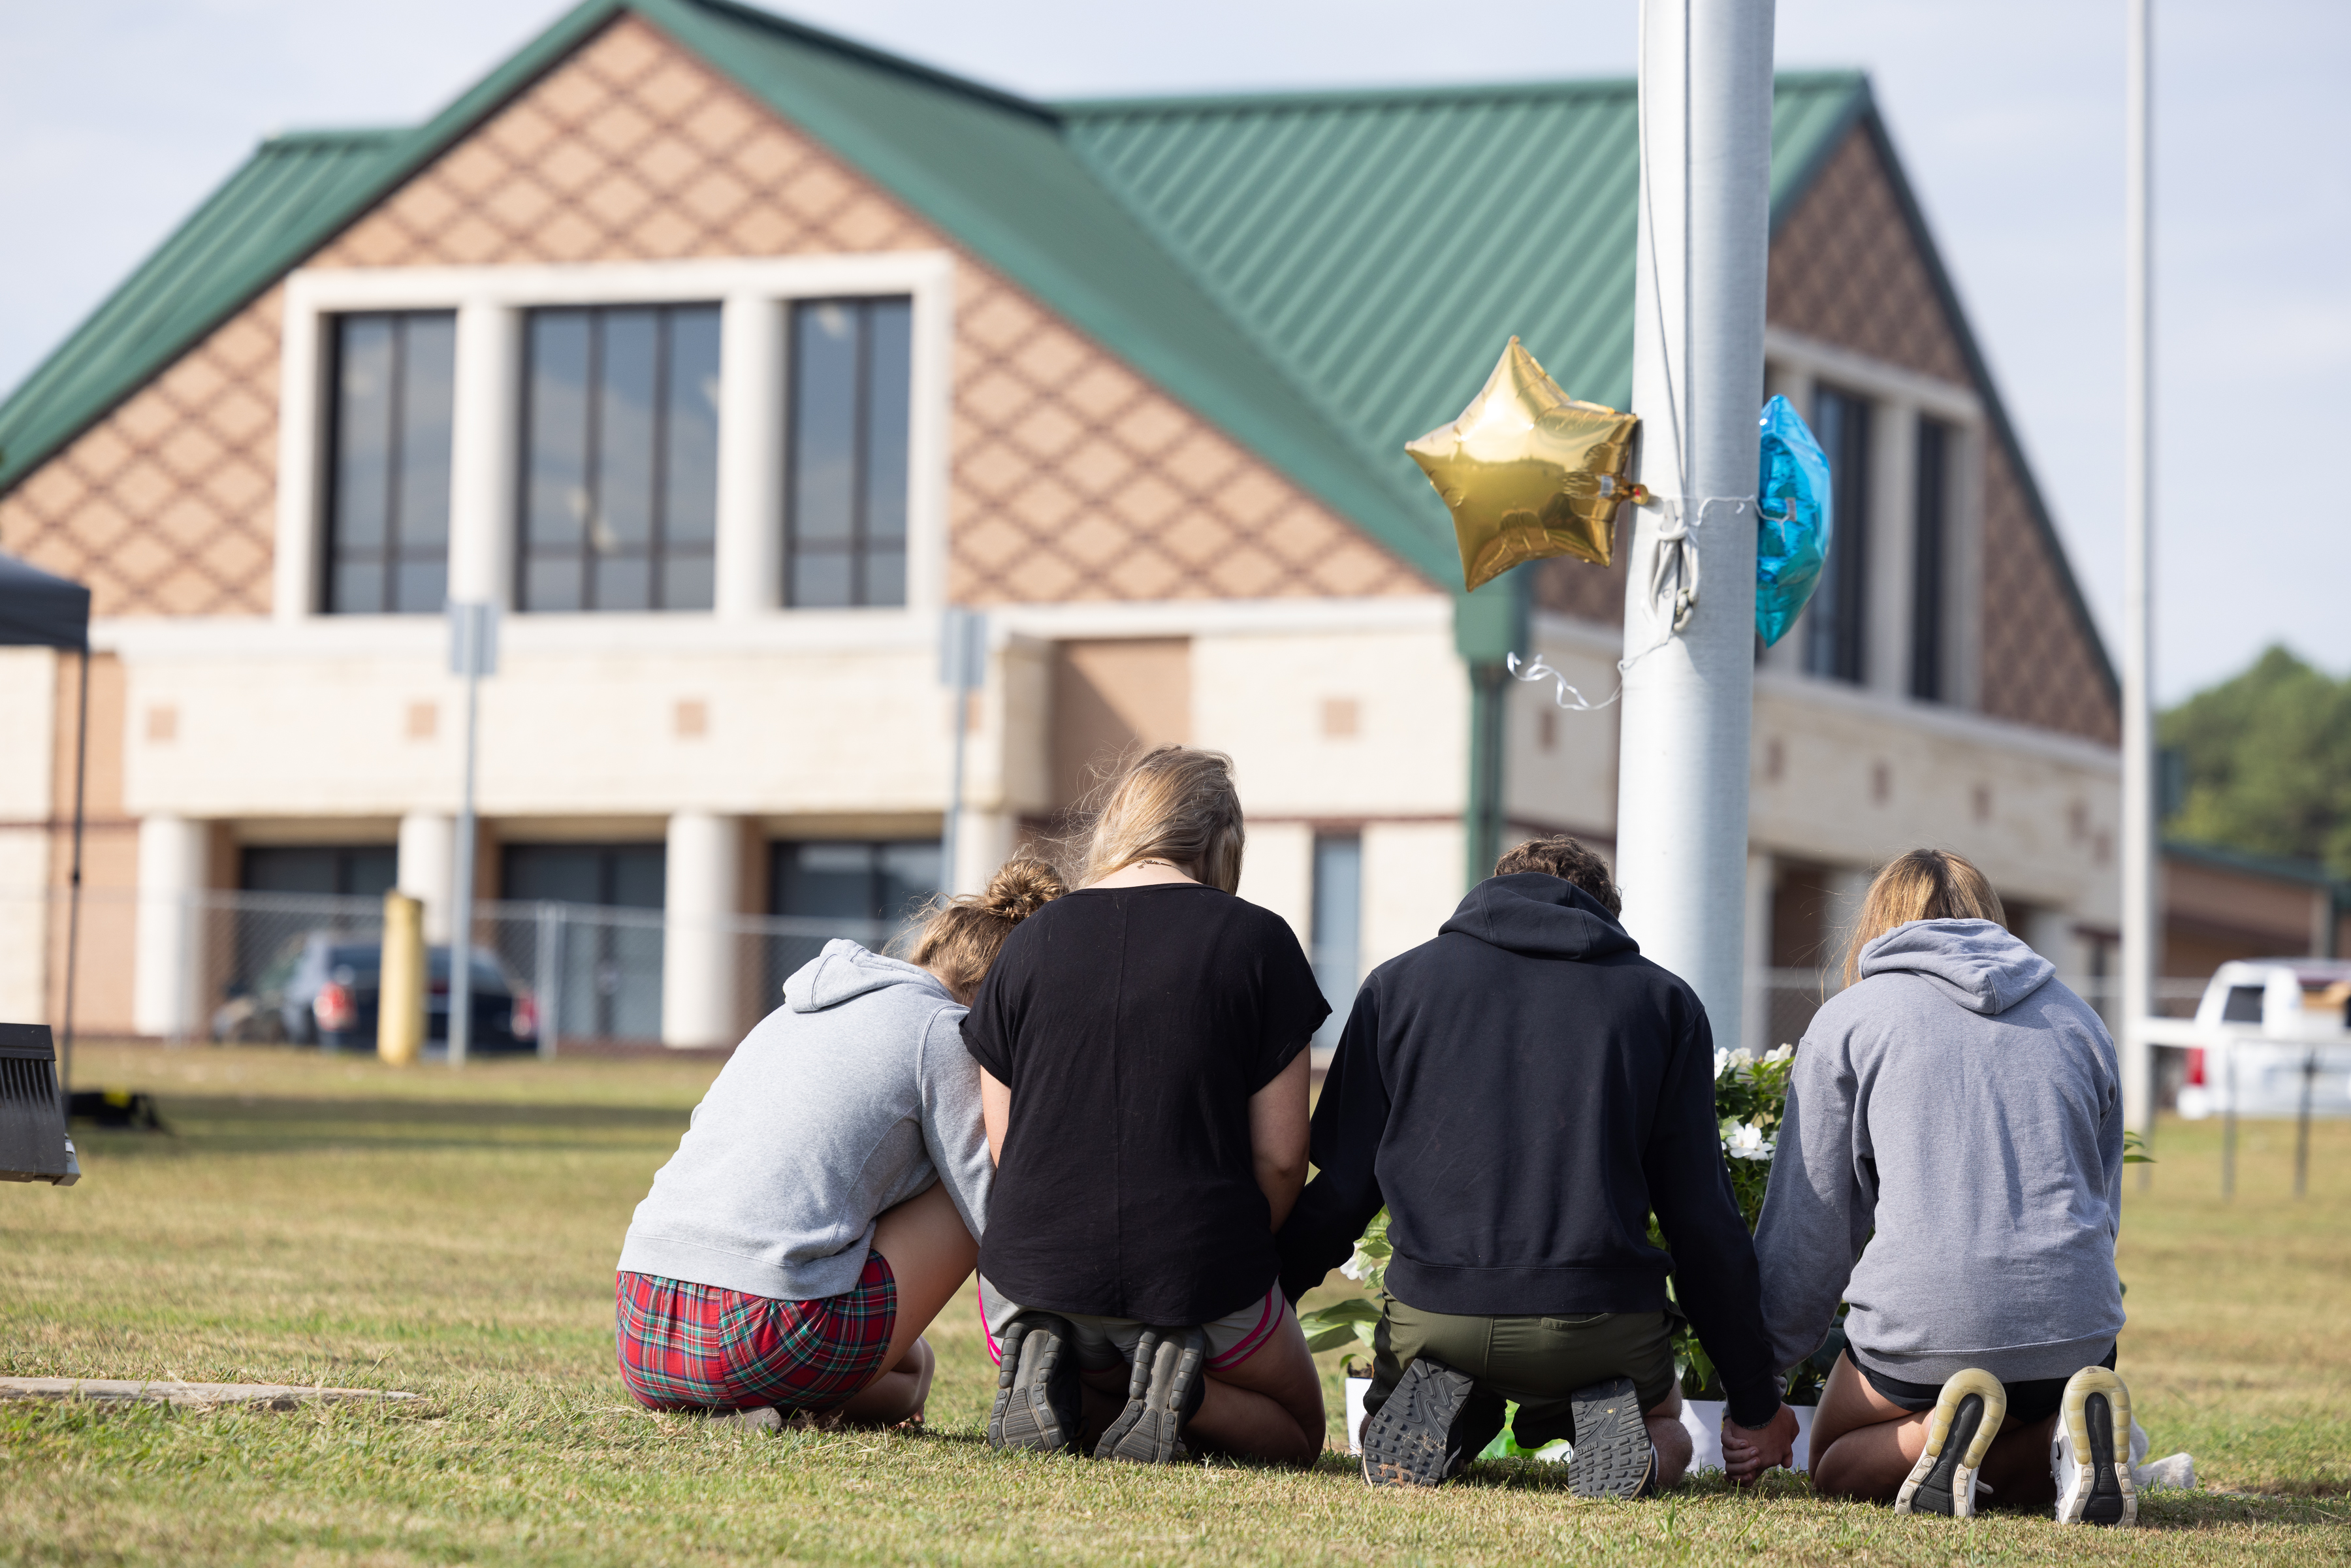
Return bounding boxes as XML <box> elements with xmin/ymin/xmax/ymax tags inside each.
<box><xmin>2120</xmin><ymin>0</ymin><xmax>2157</xmax><ymax>1148</ymax></box>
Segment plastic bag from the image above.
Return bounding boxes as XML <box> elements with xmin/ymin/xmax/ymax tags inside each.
<box><xmin>1755</xmin><ymin>395</ymin><xmax>1832</xmax><ymax>647</ymax></box>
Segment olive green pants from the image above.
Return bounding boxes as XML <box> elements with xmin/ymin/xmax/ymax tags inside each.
<box><xmin>1366</xmin><ymin>1299</ymin><xmax>1679</xmax><ymax>1450</ymax></box>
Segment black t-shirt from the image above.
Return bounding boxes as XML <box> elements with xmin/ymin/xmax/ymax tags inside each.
<box><xmin>961</xmin><ymin>882</ymin><xmax>1328</xmax><ymax>1325</ymax></box>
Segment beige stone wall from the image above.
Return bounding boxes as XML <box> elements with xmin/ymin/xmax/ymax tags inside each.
<box><xmin>0</xmin><ymin>12</ymin><xmax>1419</xmax><ymax>618</ymax></box>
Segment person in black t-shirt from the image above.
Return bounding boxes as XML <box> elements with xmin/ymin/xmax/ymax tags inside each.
<box><xmin>965</xmin><ymin>745</ymin><xmax>1330</xmax><ymax>1466</ymax></box>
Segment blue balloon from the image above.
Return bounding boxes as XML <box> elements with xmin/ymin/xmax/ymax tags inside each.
<box><xmin>1755</xmin><ymin>395</ymin><xmax>1832</xmax><ymax>647</ymax></box>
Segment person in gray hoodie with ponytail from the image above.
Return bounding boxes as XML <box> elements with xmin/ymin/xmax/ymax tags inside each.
<box><xmin>1735</xmin><ymin>849</ymin><xmax>2137</xmax><ymax>1528</ymax></box>
<box><xmin>615</xmin><ymin>859</ymin><xmax>1063</xmax><ymax>1426</ymax></box>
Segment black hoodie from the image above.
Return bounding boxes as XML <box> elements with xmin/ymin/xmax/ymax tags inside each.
<box><xmin>1276</xmin><ymin>873</ymin><xmax>1780</xmax><ymax>1426</ymax></box>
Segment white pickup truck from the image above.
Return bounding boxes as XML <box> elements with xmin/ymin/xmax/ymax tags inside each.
<box><xmin>2143</xmin><ymin>957</ymin><xmax>2351</xmax><ymax>1120</ymax></box>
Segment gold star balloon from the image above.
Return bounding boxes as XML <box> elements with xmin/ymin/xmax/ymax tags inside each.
<box><xmin>1406</xmin><ymin>337</ymin><xmax>1642</xmax><ymax>593</ymax></box>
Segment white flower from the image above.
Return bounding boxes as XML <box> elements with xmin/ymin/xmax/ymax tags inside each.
<box><xmin>1341</xmin><ymin>1248</ymin><xmax>1373</xmax><ymax>1283</ymax></box>
<box><xmin>1763</xmin><ymin>1044</ymin><xmax>1795</xmax><ymax>1066</ymax></box>
<box><xmin>1714</xmin><ymin>1046</ymin><xmax>1757</xmax><ymax>1081</ymax></box>
<box><xmin>1723</xmin><ymin>1119</ymin><xmax>1776</xmax><ymax>1161</ymax></box>
<box><xmin>1714</xmin><ymin>1048</ymin><xmax>1730</xmax><ymax>1080</ymax></box>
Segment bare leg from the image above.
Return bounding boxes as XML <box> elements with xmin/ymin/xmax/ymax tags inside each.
<box><xmin>1644</xmin><ymin>1384</ymin><xmax>1693</xmax><ymax>1488</ymax></box>
<box><xmin>839</xmin><ymin>1180</ymin><xmax>977</xmax><ymax>1425</ymax></box>
<box><xmin>1808</xmin><ymin>1353</ymin><xmax>2057</xmax><ymax>1507</ymax></box>
<box><xmin>1183</xmin><ymin>1304</ymin><xmax>1326</xmax><ymax>1468</ymax></box>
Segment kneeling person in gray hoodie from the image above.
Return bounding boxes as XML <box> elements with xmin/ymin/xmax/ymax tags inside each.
<box><xmin>1742</xmin><ymin>849</ymin><xmax>2135</xmax><ymax>1527</ymax></box>
<box><xmin>616</xmin><ymin>860</ymin><xmax>1062</xmax><ymax>1425</ymax></box>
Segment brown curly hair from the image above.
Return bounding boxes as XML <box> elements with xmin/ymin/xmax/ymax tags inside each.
<box><xmin>905</xmin><ymin>857</ymin><xmax>1066</xmax><ymax>999</ymax></box>
<box><xmin>1494</xmin><ymin>834</ymin><xmax>1621</xmax><ymax>916</ymax></box>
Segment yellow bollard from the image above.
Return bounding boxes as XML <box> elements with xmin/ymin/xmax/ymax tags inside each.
<box><xmin>378</xmin><ymin>891</ymin><xmax>426</xmax><ymax>1066</ymax></box>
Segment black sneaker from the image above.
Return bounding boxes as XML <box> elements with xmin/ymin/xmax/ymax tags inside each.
<box><xmin>1361</xmin><ymin>1356</ymin><xmax>1480</xmax><ymax>1488</ymax></box>
<box><xmin>1095</xmin><ymin>1325</ymin><xmax>1208</xmax><ymax>1464</ymax></box>
<box><xmin>987</xmin><ymin>1312</ymin><xmax>1081</xmax><ymax>1454</ymax></box>
<box><xmin>1895</xmin><ymin>1368</ymin><xmax>2006</xmax><ymax>1518</ymax></box>
<box><xmin>1567</xmin><ymin>1377</ymin><xmax>1657</xmax><ymax>1499</ymax></box>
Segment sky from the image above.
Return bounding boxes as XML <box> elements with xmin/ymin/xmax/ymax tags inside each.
<box><xmin>3</xmin><ymin>0</ymin><xmax>2344</xmax><ymax>703</ymax></box>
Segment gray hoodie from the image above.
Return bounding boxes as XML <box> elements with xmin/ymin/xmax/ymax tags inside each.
<box><xmin>617</xmin><ymin>940</ymin><xmax>991</xmax><ymax>1302</ymax></box>
<box><xmin>1755</xmin><ymin>918</ymin><xmax>2125</xmax><ymax>1384</ymax></box>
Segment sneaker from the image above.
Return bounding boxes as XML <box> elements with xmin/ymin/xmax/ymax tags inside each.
<box><xmin>2053</xmin><ymin>1366</ymin><xmax>2139</xmax><ymax>1527</ymax></box>
<box><xmin>1095</xmin><ymin>1325</ymin><xmax>1208</xmax><ymax>1464</ymax></box>
<box><xmin>1567</xmin><ymin>1377</ymin><xmax>1657</xmax><ymax>1499</ymax></box>
<box><xmin>1894</xmin><ymin>1368</ymin><xmax>2006</xmax><ymax>1518</ymax></box>
<box><xmin>987</xmin><ymin>1312</ymin><xmax>1081</xmax><ymax>1454</ymax></box>
<box><xmin>1361</xmin><ymin>1356</ymin><xmax>1480</xmax><ymax>1487</ymax></box>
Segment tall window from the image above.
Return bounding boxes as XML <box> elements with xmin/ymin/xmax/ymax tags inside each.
<box><xmin>1910</xmin><ymin>417</ymin><xmax>1950</xmax><ymax>703</ymax></box>
<box><xmin>519</xmin><ymin>304</ymin><xmax>720</xmax><ymax>613</ymax></box>
<box><xmin>1309</xmin><ymin>833</ymin><xmax>1363</xmax><ymax>1052</ymax></box>
<box><xmin>502</xmin><ymin>843</ymin><xmax>667</xmax><ymax>1041</ymax></box>
<box><xmin>771</xmin><ymin>840</ymin><xmax>940</xmax><ymax>929</ymax></box>
<box><xmin>324</xmin><ymin>312</ymin><xmax>455</xmax><ymax>613</ymax></box>
<box><xmin>787</xmin><ymin>297</ymin><xmax>912</xmax><ymax>607</ymax></box>
<box><xmin>1805</xmin><ymin>386</ymin><xmax>1871</xmax><ymax>683</ymax></box>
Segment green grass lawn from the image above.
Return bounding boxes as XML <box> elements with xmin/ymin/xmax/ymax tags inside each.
<box><xmin>3</xmin><ymin>1042</ymin><xmax>2347</xmax><ymax>1565</ymax></box>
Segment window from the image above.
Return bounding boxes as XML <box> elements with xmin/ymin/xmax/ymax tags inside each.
<box><xmin>502</xmin><ymin>843</ymin><xmax>667</xmax><ymax>1040</ymax></box>
<box><xmin>324</xmin><ymin>312</ymin><xmax>455</xmax><ymax>613</ymax></box>
<box><xmin>1910</xmin><ymin>417</ymin><xmax>1950</xmax><ymax>702</ymax></box>
<box><xmin>1309</xmin><ymin>833</ymin><xmax>1363</xmax><ymax>1052</ymax></box>
<box><xmin>240</xmin><ymin>845</ymin><xmax>398</xmax><ymax>899</ymax></box>
<box><xmin>1805</xmin><ymin>387</ymin><xmax>1870</xmax><ymax>683</ymax></box>
<box><xmin>771</xmin><ymin>840</ymin><xmax>940</xmax><ymax>929</ymax></box>
<box><xmin>519</xmin><ymin>304</ymin><xmax>720</xmax><ymax>612</ymax></box>
<box><xmin>787</xmin><ymin>297</ymin><xmax>912</xmax><ymax>607</ymax></box>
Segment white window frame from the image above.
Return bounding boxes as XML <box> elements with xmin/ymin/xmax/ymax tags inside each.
<box><xmin>274</xmin><ymin>253</ymin><xmax>956</xmax><ymax>627</ymax></box>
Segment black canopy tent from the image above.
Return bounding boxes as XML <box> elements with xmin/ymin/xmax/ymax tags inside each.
<box><xmin>1</xmin><ymin>554</ymin><xmax>92</xmax><ymax>1117</ymax></box>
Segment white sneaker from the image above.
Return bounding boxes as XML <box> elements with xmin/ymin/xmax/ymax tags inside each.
<box><xmin>1894</xmin><ymin>1368</ymin><xmax>2006</xmax><ymax>1518</ymax></box>
<box><xmin>2051</xmin><ymin>1366</ymin><xmax>2139</xmax><ymax>1526</ymax></box>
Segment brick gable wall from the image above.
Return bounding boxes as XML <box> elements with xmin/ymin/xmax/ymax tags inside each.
<box><xmin>0</xmin><ymin>12</ymin><xmax>1422</xmax><ymax>613</ymax></box>
<box><xmin>1537</xmin><ymin>123</ymin><xmax>2119</xmax><ymax>747</ymax></box>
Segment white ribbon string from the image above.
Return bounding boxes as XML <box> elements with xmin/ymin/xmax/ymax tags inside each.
<box><xmin>1508</xmin><ymin>650</ymin><xmax>1621</xmax><ymax>712</ymax></box>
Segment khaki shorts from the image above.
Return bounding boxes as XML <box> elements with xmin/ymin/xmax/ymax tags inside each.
<box><xmin>976</xmin><ymin>1275</ymin><xmax>1287</xmax><ymax>1374</ymax></box>
<box><xmin>1368</xmin><ymin>1299</ymin><xmax>1680</xmax><ymax>1450</ymax></box>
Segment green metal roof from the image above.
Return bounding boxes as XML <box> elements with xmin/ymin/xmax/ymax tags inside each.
<box><xmin>1057</xmin><ymin>72</ymin><xmax>1867</xmax><ymax>519</ymax></box>
<box><xmin>0</xmin><ymin>0</ymin><xmax>2100</xmax><ymax>692</ymax></box>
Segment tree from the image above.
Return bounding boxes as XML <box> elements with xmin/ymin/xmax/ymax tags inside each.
<box><xmin>2159</xmin><ymin>645</ymin><xmax>2351</xmax><ymax>877</ymax></box>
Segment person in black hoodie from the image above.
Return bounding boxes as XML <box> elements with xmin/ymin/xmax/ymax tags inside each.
<box><xmin>1277</xmin><ymin>835</ymin><xmax>1799</xmax><ymax>1495</ymax></box>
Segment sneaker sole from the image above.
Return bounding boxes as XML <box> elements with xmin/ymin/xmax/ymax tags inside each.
<box><xmin>1360</xmin><ymin>1358</ymin><xmax>1477</xmax><ymax>1488</ymax></box>
<box><xmin>987</xmin><ymin>1315</ymin><xmax>1080</xmax><ymax>1454</ymax></box>
<box><xmin>1567</xmin><ymin>1376</ymin><xmax>1654</xmax><ymax>1499</ymax></box>
<box><xmin>1895</xmin><ymin>1368</ymin><xmax>2006</xmax><ymax>1518</ymax></box>
<box><xmin>2057</xmin><ymin>1368</ymin><xmax>2138</xmax><ymax>1528</ymax></box>
<box><xmin>1096</xmin><ymin>1326</ymin><xmax>1207</xmax><ymax>1465</ymax></box>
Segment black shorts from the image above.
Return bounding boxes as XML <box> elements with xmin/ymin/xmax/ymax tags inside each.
<box><xmin>1850</xmin><ymin>1343</ymin><xmax>2118</xmax><ymax>1428</ymax></box>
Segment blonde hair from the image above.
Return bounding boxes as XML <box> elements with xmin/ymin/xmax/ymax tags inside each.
<box><xmin>1076</xmin><ymin>744</ymin><xmax>1246</xmax><ymax>893</ymax></box>
<box><xmin>1844</xmin><ymin>848</ymin><xmax>2006</xmax><ymax>985</ymax></box>
<box><xmin>906</xmin><ymin>857</ymin><xmax>1066</xmax><ymax>998</ymax></box>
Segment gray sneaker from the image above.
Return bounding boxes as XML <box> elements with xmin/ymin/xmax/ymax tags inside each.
<box><xmin>1095</xmin><ymin>1325</ymin><xmax>1208</xmax><ymax>1464</ymax></box>
<box><xmin>987</xmin><ymin>1313</ymin><xmax>1081</xmax><ymax>1454</ymax></box>
<box><xmin>1567</xmin><ymin>1377</ymin><xmax>1657</xmax><ymax>1499</ymax></box>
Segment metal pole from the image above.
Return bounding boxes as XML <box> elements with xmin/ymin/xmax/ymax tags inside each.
<box><xmin>2220</xmin><ymin>1043</ymin><xmax>2237</xmax><ymax>1201</ymax></box>
<box><xmin>449</xmin><ymin>609</ymin><xmax>481</xmax><ymax>1068</ymax></box>
<box><xmin>2119</xmin><ymin>0</ymin><xmax>2158</xmax><ymax>1162</ymax></box>
<box><xmin>536</xmin><ymin>901</ymin><xmax>560</xmax><ymax>1061</ymax></box>
<box><xmin>2294</xmin><ymin>1048</ymin><xmax>2315</xmax><ymax>1199</ymax></box>
<box><xmin>57</xmin><ymin>645</ymin><xmax>90</xmax><ymax>1124</ymax></box>
<box><xmin>1615</xmin><ymin>0</ymin><xmax>1776</xmax><ymax>1032</ymax></box>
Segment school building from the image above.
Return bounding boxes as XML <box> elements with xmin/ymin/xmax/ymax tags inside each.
<box><xmin>0</xmin><ymin>0</ymin><xmax>2131</xmax><ymax>1048</ymax></box>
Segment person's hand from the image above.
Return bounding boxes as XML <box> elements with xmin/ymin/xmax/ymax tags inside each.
<box><xmin>1719</xmin><ymin>1401</ymin><xmax>1800</xmax><ymax>1486</ymax></box>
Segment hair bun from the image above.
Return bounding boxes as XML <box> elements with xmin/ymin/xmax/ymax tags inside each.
<box><xmin>981</xmin><ymin>857</ymin><xmax>1066</xmax><ymax>922</ymax></box>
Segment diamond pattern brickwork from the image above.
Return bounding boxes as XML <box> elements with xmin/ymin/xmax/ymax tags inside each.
<box><xmin>312</xmin><ymin>13</ymin><xmax>1420</xmax><ymax>604</ymax></box>
<box><xmin>1977</xmin><ymin>439</ymin><xmax>2118</xmax><ymax>743</ymax></box>
<box><xmin>1767</xmin><ymin>129</ymin><xmax>1969</xmax><ymax>384</ymax></box>
<box><xmin>0</xmin><ymin>291</ymin><xmax>281</xmax><ymax>616</ymax></box>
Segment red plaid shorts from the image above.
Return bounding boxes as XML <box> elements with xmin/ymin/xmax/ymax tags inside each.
<box><xmin>615</xmin><ymin>1253</ymin><xmax>898</xmax><ymax>1414</ymax></box>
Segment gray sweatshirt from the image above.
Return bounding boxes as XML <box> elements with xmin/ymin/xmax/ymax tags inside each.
<box><xmin>1755</xmin><ymin>918</ymin><xmax>2125</xmax><ymax>1384</ymax></box>
<box><xmin>617</xmin><ymin>940</ymin><xmax>991</xmax><ymax>1302</ymax></box>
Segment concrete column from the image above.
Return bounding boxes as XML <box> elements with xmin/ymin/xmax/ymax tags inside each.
<box><xmin>1866</xmin><ymin>396</ymin><xmax>1919</xmax><ymax>702</ymax></box>
<box><xmin>398</xmin><ymin>812</ymin><xmax>456</xmax><ymax>944</ymax></box>
<box><xmin>2026</xmin><ymin>906</ymin><xmax>2081</xmax><ymax>980</ymax></box>
<box><xmin>1236</xmin><ymin>822</ymin><xmax>1315</xmax><ymax>952</ymax></box>
<box><xmin>953</xmin><ymin>808</ymin><xmax>1016</xmax><ymax>901</ymax></box>
<box><xmin>133</xmin><ymin>814</ymin><xmax>207</xmax><ymax>1040</ymax></box>
<box><xmin>449</xmin><ymin>299</ymin><xmax>520</xmax><ymax>607</ymax></box>
<box><xmin>1742</xmin><ymin>850</ymin><xmax>1774</xmax><ymax>1055</ymax></box>
<box><xmin>716</xmin><ymin>292</ymin><xmax>785</xmax><ymax>619</ymax></box>
<box><xmin>664</xmin><ymin>812</ymin><xmax>744</xmax><ymax>1048</ymax></box>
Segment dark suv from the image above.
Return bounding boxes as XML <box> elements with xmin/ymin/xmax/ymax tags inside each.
<box><xmin>220</xmin><ymin>933</ymin><xmax>536</xmax><ymax>1051</ymax></box>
